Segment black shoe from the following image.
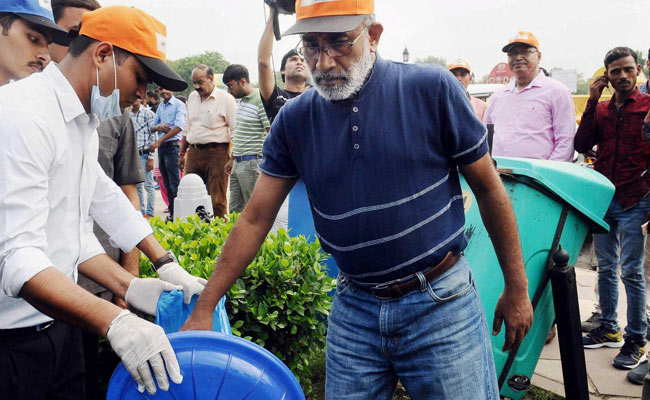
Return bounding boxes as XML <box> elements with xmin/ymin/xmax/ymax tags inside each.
<box><xmin>581</xmin><ymin>311</ymin><xmax>601</xmax><ymax>332</ymax></box>
<box><xmin>627</xmin><ymin>359</ymin><xmax>649</xmax><ymax>384</ymax></box>
<box><xmin>613</xmin><ymin>339</ymin><xmax>647</xmax><ymax>369</ymax></box>
<box><xmin>583</xmin><ymin>326</ymin><xmax>623</xmax><ymax>349</ymax></box>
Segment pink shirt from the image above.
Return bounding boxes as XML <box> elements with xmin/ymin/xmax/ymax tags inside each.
<box><xmin>484</xmin><ymin>72</ymin><xmax>575</xmax><ymax>161</ymax></box>
<box><xmin>470</xmin><ymin>96</ymin><xmax>487</xmax><ymax>122</ymax></box>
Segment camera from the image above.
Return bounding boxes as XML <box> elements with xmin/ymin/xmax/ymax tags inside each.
<box><xmin>264</xmin><ymin>0</ymin><xmax>296</xmax><ymax>15</ymax></box>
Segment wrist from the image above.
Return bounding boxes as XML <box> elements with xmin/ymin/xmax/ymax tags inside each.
<box><xmin>152</xmin><ymin>251</ymin><xmax>176</xmax><ymax>271</ymax></box>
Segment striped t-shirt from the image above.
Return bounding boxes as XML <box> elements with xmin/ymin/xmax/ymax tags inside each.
<box><xmin>232</xmin><ymin>90</ymin><xmax>270</xmax><ymax>156</ymax></box>
<box><xmin>260</xmin><ymin>56</ymin><xmax>488</xmax><ymax>285</ymax></box>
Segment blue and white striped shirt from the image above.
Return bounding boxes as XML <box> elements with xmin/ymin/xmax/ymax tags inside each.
<box><xmin>130</xmin><ymin>107</ymin><xmax>156</xmax><ymax>159</ymax></box>
<box><xmin>260</xmin><ymin>56</ymin><xmax>488</xmax><ymax>284</ymax></box>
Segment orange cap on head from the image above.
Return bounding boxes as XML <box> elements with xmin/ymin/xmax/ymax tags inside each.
<box><xmin>502</xmin><ymin>31</ymin><xmax>539</xmax><ymax>53</ymax></box>
<box><xmin>283</xmin><ymin>0</ymin><xmax>374</xmax><ymax>36</ymax></box>
<box><xmin>78</xmin><ymin>6</ymin><xmax>187</xmax><ymax>91</ymax></box>
<box><xmin>448</xmin><ymin>59</ymin><xmax>471</xmax><ymax>73</ymax></box>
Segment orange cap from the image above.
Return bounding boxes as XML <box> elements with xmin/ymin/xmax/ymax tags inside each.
<box><xmin>78</xmin><ymin>6</ymin><xmax>187</xmax><ymax>91</ymax></box>
<box><xmin>283</xmin><ymin>0</ymin><xmax>374</xmax><ymax>36</ymax></box>
<box><xmin>502</xmin><ymin>31</ymin><xmax>539</xmax><ymax>53</ymax></box>
<box><xmin>448</xmin><ymin>59</ymin><xmax>471</xmax><ymax>73</ymax></box>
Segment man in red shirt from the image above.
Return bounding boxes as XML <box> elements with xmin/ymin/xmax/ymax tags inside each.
<box><xmin>575</xmin><ymin>46</ymin><xmax>650</xmax><ymax>370</ymax></box>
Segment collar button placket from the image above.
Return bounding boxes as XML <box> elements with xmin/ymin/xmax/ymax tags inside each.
<box><xmin>351</xmin><ymin>100</ymin><xmax>363</xmax><ymax>159</ymax></box>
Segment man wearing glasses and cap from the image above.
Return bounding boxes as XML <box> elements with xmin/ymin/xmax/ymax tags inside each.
<box><xmin>183</xmin><ymin>0</ymin><xmax>533</xmax><ymax>398</ymax></box>
<box><xmin>484</xmin><ymin>31</ymin><xmax>576</xmax><ymax>161</ymax></box>
<box><xmin>0</xmin><ymin>6</ymin><xmax>206</xmax><ymax>398</ymax></box>
<box><xmin>0</xmin><ymin>0</ymin><xmax>70</xmax><ymax>85</ymax></box>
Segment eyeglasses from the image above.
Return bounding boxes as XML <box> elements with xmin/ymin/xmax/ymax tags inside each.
<box><xmin>296</xmin><ymin>27</ymin><xmax>368</xmax><ymax>61</ymax></box>
<box><xmin>507</xmin><ymin>48</ymin><xmax>538</xmax><ymax>57</ymax></box>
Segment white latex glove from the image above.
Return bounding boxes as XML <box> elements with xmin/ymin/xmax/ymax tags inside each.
<box><xmin>107</xmin><ymin>310</ymin><xmax>183</xmax><ymax>394</ymax></box>
<box><xmin>157</xmin><ymin>262</ymin><xmax>207</xmax><ymax>304</ymax></box>
<box><xmin>125</xmin><ymin>278</ymin><xmax>182</xmax><ymax>316</ymax></box>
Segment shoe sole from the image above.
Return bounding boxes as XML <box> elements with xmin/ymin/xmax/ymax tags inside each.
<box><xmin>584</xmin><ymin>341</ymin><xmax>624</xmax><ymax>349</ymax></box>
<box><xmin>613</xmin><ymin>353</ymin><xmax>648</xmax><ymax>370</ymax></box>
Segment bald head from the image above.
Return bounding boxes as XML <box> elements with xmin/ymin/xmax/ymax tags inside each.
<box><xmin>192</xmin><ymin>64</ymin><xmax>215</xmax><ymax>97</ymax></box>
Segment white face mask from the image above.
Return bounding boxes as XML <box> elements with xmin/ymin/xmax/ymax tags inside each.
<box><xmin>90</xmin><ymin>51</ymin><xmax>121</xmax><ymax>122</ymax></box>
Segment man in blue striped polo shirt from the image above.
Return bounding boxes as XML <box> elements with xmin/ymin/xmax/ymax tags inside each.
<box><xmin>184</xmin><ymin>1</ymin><xmax>533</xmax><ymax>398</ymax></box>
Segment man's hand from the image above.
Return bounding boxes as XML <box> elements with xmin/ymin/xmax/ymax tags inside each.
<box><xmin>180</xmin><ymin>311</ymin><xmax>213</xmax><ymax>331</ymax></box>
<box><xmin>158</xmin><ymin>124</ymin><xmax>172</xmax><ymax>133</ymax></box>
<box><xmin>589</xmin><ymin>76</ymin><xmax>609</xmax><ymax>102</ymax></box>
<box><xmin>107</xmin><ymin>310</ymin><xmax>183</xmax><ymax>394</ymax></box>
<box><xmin>124</xmin><ymin>278</ymin><xmax>182</xmax><ymax>316</ymax></box>
<box><xmin>224</xmin><ymin>158</ymin><xmax>234</xmax><ymax>176</ymax></box>
<box><xmin>146</xmin><ymin>158</ymin><xmax>154</xmax><ymax>171</ymax></box>
<box><xmin>492</xmin><ymin>286</ymin><xmax>533</xmax><ymax>352</ymax></box>
<box><xmin>149</xmin><ymin>140</ymin><xmax>161</xmax><ymax>151</ymax></box>
<box><xmin>178</xmin><ymin>154</ymin><xmax>186</xmax><ymax>171</ymax></box>
<box><xmin>157</xmin><ymin>262</ymin><xmax>207</xmax><ymax>304</ymax></box>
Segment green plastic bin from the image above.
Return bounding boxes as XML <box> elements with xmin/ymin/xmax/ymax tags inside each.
<box><xmin>461</xmin><ymin>157</ymin><xmax>614</xmax><ymax>399</ymax></box>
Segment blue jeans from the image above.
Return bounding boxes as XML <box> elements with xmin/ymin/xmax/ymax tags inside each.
<box><xmin>594</xmin><ymin>196</ymin><xmax>648</xmax><ymax>342</ymax></box>
<box><xmin>326</xmin><ymin>257</ymin><xmax>499</xmax><ymax>400</ymax></box>
<box><xmin>137</xmin><ymin>154</ymin><xmax>155</xmax><ymax>216</ymax></box>
<box><xmin>158</xmin><ymin>141</ymin><xmax>180</xmax><ymax>215</ymax></box>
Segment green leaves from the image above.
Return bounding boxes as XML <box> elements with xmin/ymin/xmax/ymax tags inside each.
<box><xmin>139</xmin><ymin>214</ymin><xmax>334</xmax><ymax>394</ymax></box>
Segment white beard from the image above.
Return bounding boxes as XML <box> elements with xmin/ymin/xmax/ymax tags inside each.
<box><xmin>308</xmin><ymin>40</ymin><xmax>375</xmax><ymax>101</ymax></box>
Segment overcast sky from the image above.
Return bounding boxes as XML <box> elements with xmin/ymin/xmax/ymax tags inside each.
<box><xmin>101</xmin><ymin>0</ymin><xmax>649</xmax><ymax>83</ymax></box>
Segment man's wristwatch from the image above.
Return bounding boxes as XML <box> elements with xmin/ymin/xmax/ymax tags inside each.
<box><xmin>152</xmin><ymin>251</ymin><xmax>177</xmax><ymax>271</ymax></box>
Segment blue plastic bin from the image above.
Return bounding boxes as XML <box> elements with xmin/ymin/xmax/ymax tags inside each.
<box><xmin>107</xmin><ymin>331</ymin><xmax>305</xmax><ymax>399</ymax></box>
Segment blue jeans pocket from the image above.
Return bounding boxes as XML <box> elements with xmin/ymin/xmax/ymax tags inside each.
<box><xmin>426</xmin><ymin>260</ymin><xmax>474</xmax><ymax>303</ymax></box>
<box><xmin>336</xmin><ymin>275</ymin><xmax>353</xmax><ymax>296</ymax></box>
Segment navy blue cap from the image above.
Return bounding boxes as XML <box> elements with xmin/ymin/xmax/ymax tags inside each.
<box><xmin>0</xmin><ymin>0</ymin><xmax>70</xmax><ymax>45</ymax></box>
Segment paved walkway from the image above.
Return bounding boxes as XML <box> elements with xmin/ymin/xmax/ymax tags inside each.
<box><xmin>533</xmin><ymin>258</ymin><xmax>644</xmax><ymax>399</ymax></box>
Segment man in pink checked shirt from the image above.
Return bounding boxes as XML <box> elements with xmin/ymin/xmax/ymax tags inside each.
<box><xmin>484</xmin><ymin>31</ymin><xmax>576</xmax><ymax>161</ymax></box>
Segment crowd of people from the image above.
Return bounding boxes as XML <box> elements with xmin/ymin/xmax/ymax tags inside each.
<box><xmin>1</xmin><ymin>0</ymin><xmax>650</xmax><ymax>398</ymax></box>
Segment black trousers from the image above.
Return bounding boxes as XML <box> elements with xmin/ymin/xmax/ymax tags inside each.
<box><xmin>0</xmin><ymin>321</ymin><xmax>85</xmax><ymax>400</ymax></box>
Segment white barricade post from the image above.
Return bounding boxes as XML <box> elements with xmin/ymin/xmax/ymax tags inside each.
<box><xmin>173</xmin><ymin>173</ymin><xmax>214</xmax><ymax>220</ymax></box>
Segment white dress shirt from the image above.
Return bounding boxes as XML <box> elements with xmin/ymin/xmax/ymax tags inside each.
<box><xmin>0</xmin><ymin>64</ymin><xmax>152</xmax><ymax>328</ymax></box>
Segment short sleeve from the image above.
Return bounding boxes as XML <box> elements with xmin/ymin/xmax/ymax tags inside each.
<box><xmin>112</xmin><ymin>112</ymin><xmax>144</xmax><ymax>186</ymax></box>
<box><xmin>262</xmin><ymin>85</ymin><xmax>280</xmax><ymax>122</ymax></box>
<box><xmin>438</xmin><ymin>72</ymin><xmax>488</xmax><ymax>165</ymax></box>
<box><xmin>259</xmin><ymin>107</ymin><xmax>299</xmax><ymax>179</ymax></box>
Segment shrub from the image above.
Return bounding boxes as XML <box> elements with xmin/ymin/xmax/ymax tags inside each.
<box><xmin>140</xmin><ymin>214</ymin><xmax>334</xmax><ymax>392</ymax></box>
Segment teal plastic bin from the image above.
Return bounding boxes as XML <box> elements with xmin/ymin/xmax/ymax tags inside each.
<box><xmin>462</xmin><ymin>157</ymin><xmax>614</xmax><ymax>399</ymax></box>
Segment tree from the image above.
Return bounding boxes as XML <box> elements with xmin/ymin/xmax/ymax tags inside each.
<box><xmin>576</xmin><ymin>72</ymin><xmax>589</xmax><ymax>95</ymax></box>
<box><xmin>636</xmin><ymin>49</ymin><xmax>648</xmax><ymax>77</ymax></box>
<box><xmin>166</xmin><ymin>51</ymin><xmax>230</xmax><ymax>97</ymax></box>
<box><xmin>415</xmin><ymin>55</ymin><xmax>447</xmax><ymax>68</ymax></box>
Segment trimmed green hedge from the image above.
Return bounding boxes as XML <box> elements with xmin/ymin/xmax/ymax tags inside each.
<box><xmin>140</xmin><ymin>214</ymin><xmax>334</xmax><ymax>392</ymax></box>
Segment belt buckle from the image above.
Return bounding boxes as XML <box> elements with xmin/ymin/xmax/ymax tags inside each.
<box><xmin>35</xmin><ymin>321</ymin><xmax>53</xmax><ymax>332</ymax></box>
<box><xmin>370</xmin><ymin>282</ymin><xmax>396</xmax><ymax>300</ymax></box>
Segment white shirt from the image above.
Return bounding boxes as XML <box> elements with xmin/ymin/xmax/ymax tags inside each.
<box><xmin>185</xmin><ymin>86</ymin><xmax>237</xmax><ymax>144</ymax></box>
<box><xmin>0</xmin><ymin>64</ymin><xmax>152</xmax><ymax>328</ymax></box>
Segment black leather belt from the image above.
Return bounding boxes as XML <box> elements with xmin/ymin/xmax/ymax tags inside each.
<box><xmin>189</xmin><ymin>142</ymin><xmax>225</xmax><ymax>150</ymax></box>
<box><xmin>0</xmin><ymin>320</ymin><xmax>54</xmax><ymax>339</ymax></box>
<box><xmin>362</xmin><ymin>252</ymin><xmax>460</xmax><ymax>299</ymax></box>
